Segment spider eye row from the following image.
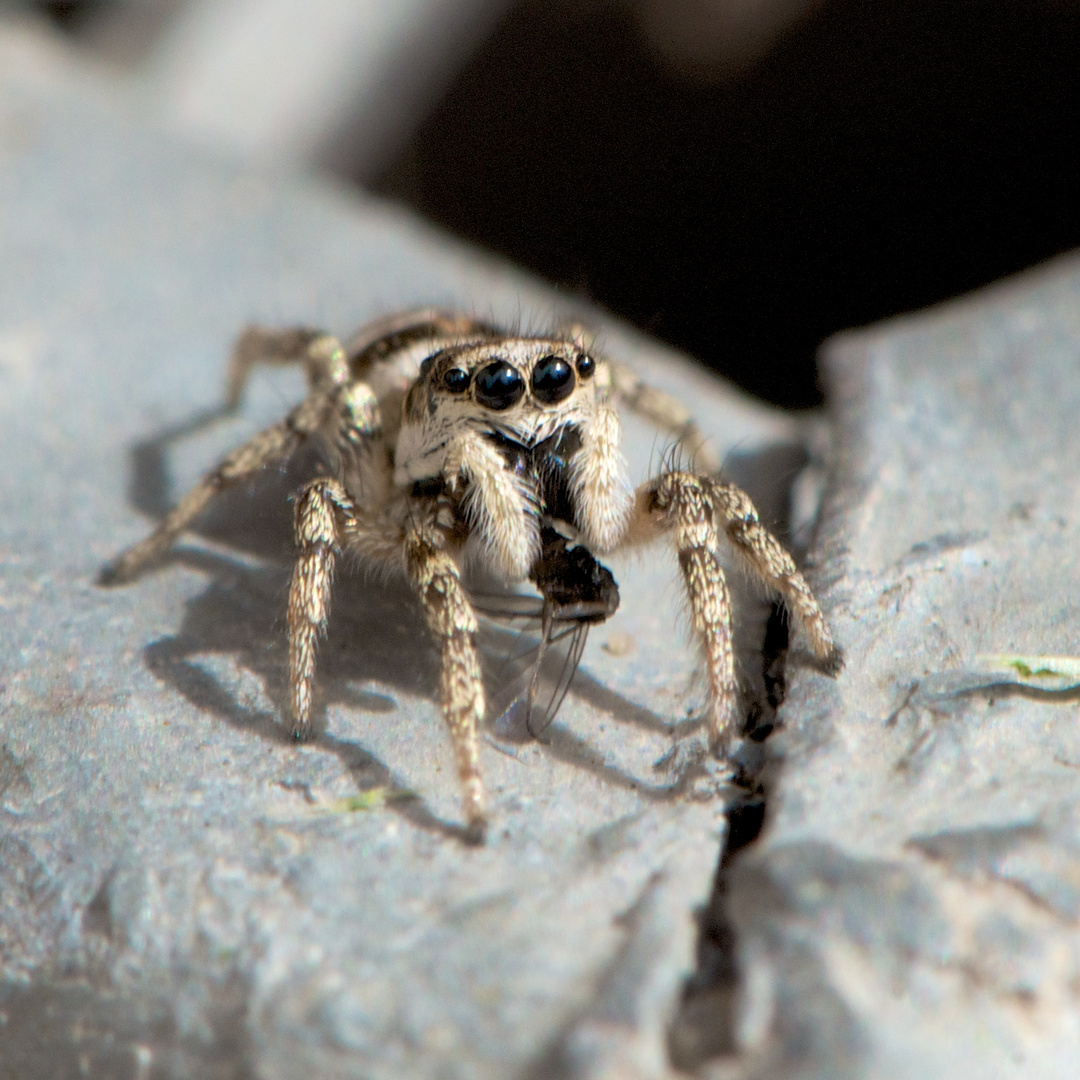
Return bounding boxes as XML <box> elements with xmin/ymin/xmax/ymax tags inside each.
<box><xmin>441</xmin><ymin>352</ymin><xmax>595</xmax><ymax>409</ymax></box>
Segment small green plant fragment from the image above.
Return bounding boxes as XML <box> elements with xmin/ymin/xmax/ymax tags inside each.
<box><xmin>330</xmin><ymin>789</ymin><xmax>390</xmax><ymax>813</ymax></box>
<box><xmin>316</xmin><ymin>787</ymin><xmax>417</xmax><ymax>815</ymax></box>
<box><xmin>977</xmin><ymin>654</ymin><xmax>1080</xmax><ymax>681</ymax></box>
<box><xmin>271</xmin><ymin>785</ymin><xmax>419</xmax><ymax>827</ymax></box>
<box><xmin>1012</xmin><ymin>661</ymin><xmax>1042</xmax><ymax>678</ymax></box>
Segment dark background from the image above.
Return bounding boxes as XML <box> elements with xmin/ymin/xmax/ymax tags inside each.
<box><xmin>42</xmin><ymin>0</ymin><xmax>1080</xmax><ymax>408</ymax></box>
<box><xmin>375</xmin><ymin>0</ymin><xmax>1080</xmax><ymax>407</ymax></box>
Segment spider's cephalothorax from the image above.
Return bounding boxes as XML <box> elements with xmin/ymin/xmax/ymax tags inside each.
<box><xmin>101</xmin><ymin>310</ymin><xmax>842</xmax><ymax>842</ymax></box>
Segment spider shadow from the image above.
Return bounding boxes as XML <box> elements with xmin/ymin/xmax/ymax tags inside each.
<box><xmin>141</xmin><ymin>548</ymin><xmax>470</xmax><ymax>839</ymax></box>
<box><xmin>119</xmin><ymin>407</ymin><xmax>712</xmax><ymax>836</ymax></box>
<box><xmin>126</xmin><ymin>408</ymin><xmax>470</xmax><ymax>836</ymax></box>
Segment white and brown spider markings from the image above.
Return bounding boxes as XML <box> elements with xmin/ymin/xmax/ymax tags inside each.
<box><xmin>101</xmin><ymin>309</ymin><xmax>842</xmax><ymax>842</ymax></box>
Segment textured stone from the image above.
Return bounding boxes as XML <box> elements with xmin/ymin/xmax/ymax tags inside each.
<box><xmin>146</xmin><ymin>0</ymin><xmax>516</xmax><ymax>176</ymax></box>
<box><xmin>0</xmin><ymin>29</ymin><xmax>807</xmax><ymax>1080</ymax></box>
<box><xmin>717</xmin><ymin>256</ymin><xmax>1080</xmax><ymax>1079</ymax></box>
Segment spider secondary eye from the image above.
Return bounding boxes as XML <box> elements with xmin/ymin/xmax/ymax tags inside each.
<box><xmin>532</xmin><ymin>355</ymin><xmax>575</xmax><ymax>404</ymax></box>
<box><xmin>474</xmin><ymin>360</ymin><xmax>524</xmax><ymax>410</ymax></box>
<box><xmin>575</xmin><ymin>354</ymin><xmax>595</xmax><ymax>379</ymax></box>
<box><xmin>442</xmin><ymin>367</ymin><xmax>469</xmax><ymax>393</ymax></box>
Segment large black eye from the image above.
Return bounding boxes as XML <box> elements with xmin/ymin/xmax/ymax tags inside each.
<box><xmin>474</xmin><ymin>360</ymin><xmax>524</xmax><ymax>410</ymax></box>
<box><xmin>531</xmin><ymin>355</ymin><xmax>575</xmax><ymax>404</ymax></box>
<box><xmin>575</xmin><ymin>353</ymin><xmax>595</xmax><ymax>379</ymax></box>
<box><xmin>442</xmin><ymin>367</ymin><xmax>469</xmax><ymax>394</ymax></box>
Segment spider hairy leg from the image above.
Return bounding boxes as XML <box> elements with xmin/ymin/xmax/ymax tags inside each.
<box><xmin>225</xmin><ymin>326</ymin><xmax>348</xmax><ymax>410</ymax></box>
<box><xmin>98</xmin><ymin>418</ymin><xmax>299</xmax><ymax>585</ymax></box>
<box><xmin>626</xmin><ymin>468</ymin><xmax>840</xmax><ymax>753</ymax></box>
<box><xmin>642</xmin><ymin>471</ymin><xmax>740</xmax><ymax>751</ymax></box>
<box><xmin>606</xmin><ymin>360</ymin><xmax>721</xmax><ymax>475</ymax></box>
<box><xmin>99</xmin><ymin>331</ymin><xmax>350</xmax><ymax>586</ymax></box>
<box><xmin>405</xmin><ymin>532</ymin><xmax>487</xmax><ymax>844</ymax></box>
<box><xmin>708</xmin><ymin>479</ymin><xmax>843</xmax><ymax>673</ymax></box>
<box><xmin>288</xmin><ymin>478</ymin><xmax>353</xmax><ymax>738</ymax></box>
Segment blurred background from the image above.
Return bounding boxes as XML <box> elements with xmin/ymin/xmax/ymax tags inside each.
<box><xmin>8</xmin><ymin>0</ymin><xmax>1080</xmax><ymax>407</ymax></box>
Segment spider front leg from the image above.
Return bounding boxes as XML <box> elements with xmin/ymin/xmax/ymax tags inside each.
<box><xmin>628</xmin><ymin>470</ymin><xmax>841</xmax><ymax>754</ymax></box>
<box><xmin>404</xmin><ymin>528</ymin><xmax>487</xmax><ymax>843</ymax></box>
<box><xmin>708</xmin><ymin>479</ymin><xmax>842</xmax><ymax>673</ymax></box>
<box><xmin>295</xmin><ymin>500</ymin><xmax>488</xmax><ymax>840</ymax></box>
<box><xmin>289</xmin><ymin>488</ymin><xmax>488</xmax><ymax>839</ymax></box>
<box><xmin>288</xmin><ymin>477</ymin><xmax>354</xmax><ymax>736</ymax></box>
<box><xmin>634</xmin><ymin>472</ymin><xmax>741</xmax><ymax>751</ymax></box>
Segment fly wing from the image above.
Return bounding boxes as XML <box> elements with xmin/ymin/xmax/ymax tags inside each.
<box><xmin>474</xmin><ymin>589</ymin><xmax>591</xmax><ymax>743</ymax></box>
<box><xmin>489</xmin><ymin>620</ymin><xmax>591</xmax><ymax>743</ymax></box>
<box><xmin>525</xmin><ymin>618</ymin><xmax>589</xmax><ymax>739</ymax></box>
<box><xmin>471</xmin><ymin>529</ymin><xmax>619</xmax><ymax>743</ymax></box>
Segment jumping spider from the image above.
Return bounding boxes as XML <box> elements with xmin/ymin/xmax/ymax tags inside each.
<box><xmin>101</xmin><ymin>310</ymin><xmax>842</xmax><ymax>841</ymax></box>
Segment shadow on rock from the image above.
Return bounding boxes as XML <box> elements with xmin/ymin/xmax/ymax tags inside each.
<box><xmin>118</xmin><ymin>406</ymin><xmax>709</xmax><ymax>840</ymax></box>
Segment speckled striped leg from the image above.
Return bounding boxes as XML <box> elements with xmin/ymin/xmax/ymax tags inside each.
<box><xmin>605</xmin><ymin>361</ymin><xmax>721</xmax><ymax>475</ymax></box>
<box><xmin>99</xmin><ymin>418</ymin><xmax>302</xmax><ymax>585</ymax></box>
<box><xmin>225</xmin><ymin>327</ymin><xmax>348</xmax><ymax>409</ymax></box>
<box><xmin>288</xmin><ymin>478</ymin><xmax>356</xmax><ymax>738</ymax></box>
<box><xmin>709</xmin><ymin>480</ymin><xmax>843</xmax><ymax>673</ymax></box>
<box><xmin>404</xmin><ymin>530</ymin><xmax>487</xmax><ymax>843</ymax></box>
<box><xmin>646</xmin><ymin>472</ymin><xmax>740</xmax><ymax>752</ymax></box>
<box><xmin>100</xmin><ymin>334</ymin><xmax>350</xmax><ymax>586</ymax></box>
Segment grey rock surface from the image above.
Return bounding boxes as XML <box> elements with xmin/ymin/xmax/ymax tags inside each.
<box><xmin>717</xmin><ymin>258</ymin><xmax>1080</xmax><ymax>1078</ymax></box>
<box><xmin>0</xmin><ymin>28</ymin><xmax>808</xmax><ymax>1080</ymax></box>
<box><xmin>146</xmin><ymin>0</ymin><xmax>516</xmax><ymax>177</ymax></box>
